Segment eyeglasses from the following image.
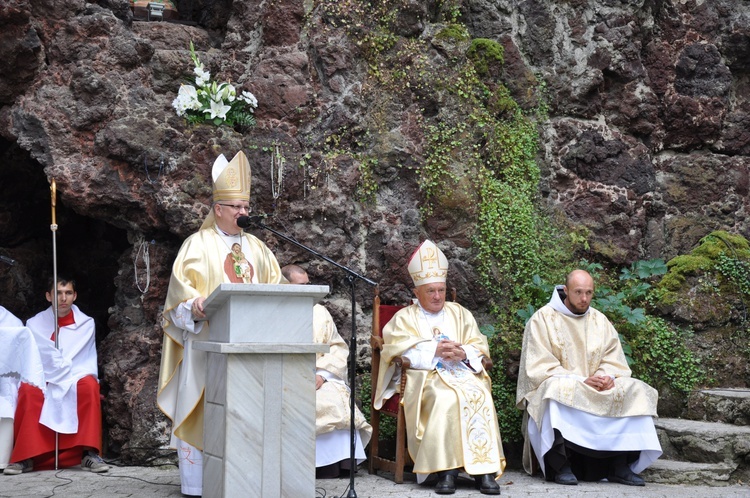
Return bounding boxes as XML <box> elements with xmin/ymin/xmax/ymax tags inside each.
<box><xmin>218</xmin><ymin>204</ymin><xmax>251</xmax><ymax>213</ymax></box>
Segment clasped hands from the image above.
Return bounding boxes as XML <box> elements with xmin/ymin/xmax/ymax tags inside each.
<box><xmin>435</xmin><ymin>339</ymin><xmax>467</xmax><ymax>362</ymax></box>
<box><xmin>584</xmin><ymin>374</ymin><xmax>614</xmax><ymax>391</ymax></box>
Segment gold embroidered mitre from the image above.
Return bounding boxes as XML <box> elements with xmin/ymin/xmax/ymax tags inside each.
<box><xmin>408</xmin><ymin>239</ymin><xmax>449</xmax><ymax>286</ymax></box>
<box><xmin>212</xmin><ymin>151</ymin><xmax>251</xmax><ymax>203</ymax></box>
<box><xmin>199</xmin><ymin>151</ymin><xmax>252</xmax><ymax>230</ymax></box>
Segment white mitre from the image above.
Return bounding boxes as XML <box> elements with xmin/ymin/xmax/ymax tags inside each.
<box><xmin>200</xmin><ymin>151</ymin><xmax>252</xmax><ymax>230</ymax></box>
<box><xmin>408</xmin><ymin>239</ymin><xmax>449</xmax><ymax>287</ymax></box>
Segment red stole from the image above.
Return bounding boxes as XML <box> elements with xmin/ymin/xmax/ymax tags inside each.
<box><xmin>50</xmin><ymin>311</ymin><xmax>75</xmax><ymax>341</ymax></box>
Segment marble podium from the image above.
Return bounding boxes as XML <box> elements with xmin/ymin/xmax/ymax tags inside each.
<box><xmin>193</xmin><ymin>283</ymin><xmax>330</xmax><ymax>498</ymax></box>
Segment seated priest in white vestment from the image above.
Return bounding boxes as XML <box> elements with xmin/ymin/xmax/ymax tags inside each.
<box><xmin>516</xmin><ymin>269</ymin><xmax>662</xmax><ymax>486</ymax></box>
<box><xmin>373</xmin><ymin>240</ymin><xmax>505</xmax><ymax>496</ymax></box>
<box><xmin>0</xmin><ymin>306</ymin><xmax>45</xmax><ymax>469</ymax></box>
<box><xmin>281</xmin><ymin>264</ymin><xmax>372</xmax><ymax>479</ymax></box>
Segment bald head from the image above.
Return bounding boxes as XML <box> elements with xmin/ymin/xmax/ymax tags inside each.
<box><xmin>563</xmin><ymin>269</ymin><xmax>594</xmax><ymax>314</ymax></box>
<box><xmin>565</xmin><ymin>269</ymin><xmax>594</xmax><ymax>289</ymax></box>
<box><xmin>282</xmin><ymin>264</ymin><xmax>309</xmax><ymax>284</ymax></box>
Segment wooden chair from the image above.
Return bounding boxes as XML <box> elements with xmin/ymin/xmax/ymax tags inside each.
<box><xmin>368</xmin><ymin>286</ymin><xmax>491</xmax><ymax>483</ymax></box>
<box><xmin>368</xmin><ymin>286</ymin><xmax>411</xmax><ymax>483</ymax></box>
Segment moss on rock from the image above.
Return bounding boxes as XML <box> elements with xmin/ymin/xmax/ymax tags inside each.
<box><xmin>654</xmin><ymin>230</ymin><xmax>750</xmax><ymax>325</ymax></box>
<box><xmin>467</xmin><ymin>38</ymin><xmax>504</xmax><ymax>76</ymax></box>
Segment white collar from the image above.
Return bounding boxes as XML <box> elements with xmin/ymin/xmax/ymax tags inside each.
<box><xmin>549</xmin><ymin>285</ymin><xmax>590</xmax><ymax>317</ymax></box>
<box><xmin>416</xmin><ymin>301</ymin><xmax>445</xmax><ymax>318</ymax></box>
<box><xmin>214</xmin><ymin>224</ymin><xmax>242</xmax><ymax>237</ymax></box>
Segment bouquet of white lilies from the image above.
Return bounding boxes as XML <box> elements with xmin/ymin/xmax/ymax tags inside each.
<box><xmin>172</xmin><ymin>42</ymin><xmax>258</xmax><ymax>128</ymax></box>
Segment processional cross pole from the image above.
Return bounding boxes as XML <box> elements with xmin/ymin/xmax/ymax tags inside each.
<box><xmin>50</xmin><ymin>179</ymin><xmax>60</xmax><ymax>469</ymax></box>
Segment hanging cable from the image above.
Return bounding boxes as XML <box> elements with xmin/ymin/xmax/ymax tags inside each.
<box><xmin>144</xmin><ymin>154</ymin><xmax>164</xmax><ymax>184</ymax></box>
<box><xmin>270</xmin><ymin>143</ymin><xmax>285</xmax><ymax>209</ymax></box>
<box><xmin>133</xmin><ymin>238</ymin><xmax>152</xmax><ymax>296</ymax></box>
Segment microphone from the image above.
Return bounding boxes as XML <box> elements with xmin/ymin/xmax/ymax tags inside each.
<box><xmin>236</xmin><ymin>214</ymin><xmax>269</xmax><ymax>229</ymax></box>
<box><xmin>0</xmin><ymin>255</ymin><xmax>17</xmax><ymax>266</ymax></box>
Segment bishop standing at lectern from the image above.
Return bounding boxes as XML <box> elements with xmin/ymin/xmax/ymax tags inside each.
<box><xmin>157</xmin><ymin>151</ymin><xmax>282</xmax><ymax>496</ymax></box>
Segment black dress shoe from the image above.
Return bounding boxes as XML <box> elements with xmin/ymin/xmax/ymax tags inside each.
<box><xmin>554</xmin><ymin>465</ymin><xmax>578</xmax><ymax>485</ymax></box>
<box><xmin>474</xmin><ymin>473</ymin><xmax>500</xmax><ymax>495</ymax></box>
<box><xmin>315</xmin><ymin>462</ymin><xmax>340</xmax><ymax>479</ymax></box>
<box><xmin>608</xmin><ymin>466</ymin><xmax>645</xmax><ymax>486</ymax></box>
<box><xmin>435</xmin><ymin>470</ymin><xmax>458</xmax><ymax>494</ymax></box>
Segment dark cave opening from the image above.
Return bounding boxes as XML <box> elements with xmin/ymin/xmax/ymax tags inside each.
<box><xmin>0</xmin><ymin>139</ymin><xmax>129</xmax><ymax>344</ymax></box>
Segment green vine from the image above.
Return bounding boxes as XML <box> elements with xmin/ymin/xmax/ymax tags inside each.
<box><xmin>310</xmin><ymin>0</ymin><xmax>560</xmax><ymax>443</ymax></box>
<box><xmin>716</xmin><ymin>254</ymin><xmax>750</xmax><ymax>298</ymax></box>
<box><xmin>357</xmin><ymin>156</ymin><xmax>380</xmax><ymax>203</ymax></box>
<box><xmin>625</xmin><ymin>316</ymin><xmax>704</xmax><ymax>394</ymax></box>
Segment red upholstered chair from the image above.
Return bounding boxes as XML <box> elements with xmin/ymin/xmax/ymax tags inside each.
<box><xmin>368</xmin><ymin>286</ymin><xmax>411</xmax><ymax>483</ymax></box>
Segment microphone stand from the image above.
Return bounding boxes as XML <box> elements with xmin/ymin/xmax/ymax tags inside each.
<box><xmin>242</xmin><ymin>217</ymin><xmax>375</xmax><ymax>498</ymax></box>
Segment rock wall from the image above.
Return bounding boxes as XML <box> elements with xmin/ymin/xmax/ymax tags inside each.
<box><xmin>0</xmin><ymin>0</ymin><xmax>748</xmax><ymax>459</ymax></box>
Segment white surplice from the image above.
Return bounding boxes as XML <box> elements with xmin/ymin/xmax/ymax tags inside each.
<box><xmin>0</xmin><ymin>306</ymin><xmax>46</xmax><ymax>467</ymax></box>
<box><xmin>25</xmin><ymin>305</ymin><xmax>98</xmax><ymax>434</ymax></box>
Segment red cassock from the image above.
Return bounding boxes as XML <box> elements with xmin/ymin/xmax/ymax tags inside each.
<box><xmin>10</xmin><ymin>305</ymin><xmax>103</xmax><ymax>468</ymax></box>
<box><xmin>11</xmin><ymin>376</ymin><xmax>102</xmax><ymax>469</ymax></box>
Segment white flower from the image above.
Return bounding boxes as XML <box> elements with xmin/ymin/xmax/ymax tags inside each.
<box><xmin>213</xmin><ymin>82</ymin><xmax>236</xmax><ymax>103</ymax></box>
<box><xmin>194</xmin><ymin>65</ymin><xmax>210</xmax><ymax>87</ymax></box>
<box><xmin>240</xmin><ymin>91</ymin><xmax>258</xmax><ymax>108</ymax></box>
<box><xmin>204</xmin><ymin>99</ymin><xmax>231</xmax><ymax>120</ymax></box>
<box><xmin>224</xmin><ymin>83</ymin><xmax>237</xmax><ymax>103</ymax></box>
<box><xmin>179</xmin><ymin>84</ymin><xmax>200</xmax><ymax>105</ymax></box>
<box><xmin>175</xmin><ymin>42</ymin><xmax>260</xmax><ymax>126</ymax></box>
<box><xmin>171</xmin><ymin>97</ymin><xmax>184</xmax><ymax>116</ymax></box>
<box><xmin>172</xmin><ymin>84</ymin><xmax>201</xmax><ymax>116</ymax></box>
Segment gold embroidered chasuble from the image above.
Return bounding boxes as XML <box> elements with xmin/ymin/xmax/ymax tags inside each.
<box><xmin>373</xmin><ymin>302</ymin><xmax>505</xmax><ymax>476</ymax></box>
<box><xmin>313</xmin><ymin>304</ymin><xmax>372</xmax><ymax>442</ymax></box>
<box><xmin>516</xmin><ymin>301</ymin><xmax>659</xmax><ymax>429</ymax></box>
<box><xmin>157</xmin><ymin>227</ymin><xmax>282</xmax><ymax>450</ymax></box>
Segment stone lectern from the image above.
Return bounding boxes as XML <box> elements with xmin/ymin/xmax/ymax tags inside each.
<box><xmin>192</xmin><ymin>283</ymin><xmax>330</xmax><ymax>498</ymax></box>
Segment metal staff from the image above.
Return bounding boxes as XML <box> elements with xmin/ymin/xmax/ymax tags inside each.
<box><xmin>50</xmin><ymin>179</ymin><xmax>60</xmax><ymax>469</ymax></box>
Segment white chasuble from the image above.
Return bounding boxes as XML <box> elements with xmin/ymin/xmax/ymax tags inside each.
<box><xmin>25</xmin><ymin>305</ymin><xmax>98</xmax><ymax>434</ymax></box>
<box><xmin>374</xmin><ymin>302</ymin><xmax>505</xmax><ymax>477</ymax></box>
<box><xmin>157</xmin><ymin>227</ymin><xmax>282</xmax><ymax>451</ymax></box>
<box><xmin>312</xmin><ymin>304</ymin><xmax>372</xmax><ymax>466</ymax></box>
<box><xmin>0</xmin><ymin>308</ymin><xmax>45</xmax><ymax>419</ymax></box>
<box><xmin>516</xmin><ymin>286</ymin><xmax>661</xmax><ymax>475</ymax></box>
<box><xmin>516</xmin><ymin>287</ymin><xmax>659</xmax><ymax>424</ymax></box>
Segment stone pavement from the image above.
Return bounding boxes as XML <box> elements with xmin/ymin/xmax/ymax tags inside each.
<box><xmin>1</xmin><ymin>464</ymin><xmax>748</xmax><ymax>498</ymax></box>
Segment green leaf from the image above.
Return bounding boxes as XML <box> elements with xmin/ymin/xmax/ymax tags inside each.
<box><xmin>479</xmin><ymin>324</ymin><xmax>497</xmax><ymax>338</ymax></box>
<box><xmin>515</xmin><ymin>304</ymin><xmax>536</xmax><ymax>324</ymax></box>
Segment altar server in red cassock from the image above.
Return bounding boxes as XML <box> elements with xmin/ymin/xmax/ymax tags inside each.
<box><xmin>4</xmin><ymin>277</ymin><xmax>110</xmax><ymax>475</ymax></box>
